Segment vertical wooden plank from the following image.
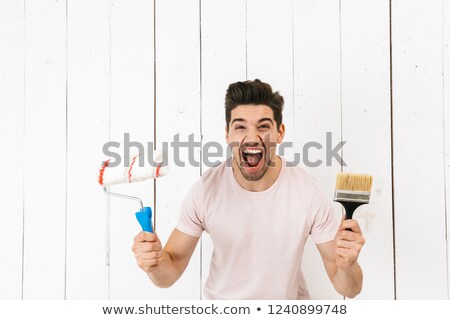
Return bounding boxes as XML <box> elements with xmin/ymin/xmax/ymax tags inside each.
<box><xmin>66</xmin><ymin>0</ymin><xmax>110</xmax><ymax>298</ymax></box>
<box><xmin>154</xmin><ymin>0</ymin><xmax>202</xmax><ymax>299</ymax></box>
<box><xmin>444</xmin><ymin>0</ymin><xmax>450</xmax><ymax>300</ymax></box>
<box><xmin>392</xmin><ymin>0</ymin><xmax>447</xmax><ymax>299</ymax></box>
<box><xmin>340</xmin><ymin>0</ymin><xmax>394</xmax><ymax>299</ymax></box>
<box><xmin>0</xmin><ymin>0</ymin><xmax>24</xmax><ymax>299</ymax></box>
<box><xmin>293</xmin><ymin>0</ymin><xmax>342</xmax><ymax>299</ymax></box>
<box><xmin>200</xmin><ymin>0</ymin><xmax>246</xmax><ymax>294</ymax></box>
<box><xmin>23</xmin><ymin>0</ymin><xmax>67</xmax><ymax>298</ymax></box>
<box><xmin>109</xmin><ymin>0</ymin><xmax>155</xmax><ymax>299</ymax></box>
<box><xmin>247</xmin><ymin>0</ymin><xmax>294</xmax><ymax>163</ymax></box>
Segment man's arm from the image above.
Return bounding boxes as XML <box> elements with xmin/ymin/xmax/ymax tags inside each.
<box><xmin>132</xmin><ymin>228</ymin><xmax>200</xmax><ymax>288</ymax></box>
<box><xmin>316</xmin><ymin>218</ymin><xmax>365</xmax><ymax>298</ymax></box>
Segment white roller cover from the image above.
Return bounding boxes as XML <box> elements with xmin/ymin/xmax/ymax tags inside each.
<box><xmin>98</xmin><ymin>150</ymin><xmax>169</xmax><ymax>186</ymax></box>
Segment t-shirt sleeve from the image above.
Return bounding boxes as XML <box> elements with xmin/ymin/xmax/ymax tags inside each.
<box><xmin>175</xmin><ymin>180</ymin><xmax>204</xmax><ymax>238</ymax></box>
<box><xmin>309</xmin><ymin>185</ymin><xmax>340</xmax><ymax>244</ymax></box>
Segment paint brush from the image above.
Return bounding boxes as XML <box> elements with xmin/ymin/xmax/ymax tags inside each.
<box><xmin>334</xmin><ymin>173</ymin><xmax>373</xmax><ymax>220</ymax></box>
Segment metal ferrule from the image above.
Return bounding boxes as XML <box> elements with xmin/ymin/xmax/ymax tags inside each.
<box><xmin>334</xmin><ymin>190</ymin><xmax>371</xmax><ymax>203</ymax></box>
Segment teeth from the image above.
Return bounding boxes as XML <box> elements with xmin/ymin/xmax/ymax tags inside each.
<box><xmin>243</xmin><ymin>149</ymin><xmax>262</xmax><ymax>154</ymax></box>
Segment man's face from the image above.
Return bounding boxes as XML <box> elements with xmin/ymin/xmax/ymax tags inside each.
<box><xmin>226</xmin><ymin>104</ymin><xmax>285</xmax><ymax>181</ymax></box>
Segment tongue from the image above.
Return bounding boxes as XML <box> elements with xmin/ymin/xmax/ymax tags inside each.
<box><xmin>247</xmin><ymin>154</ymin><xmax>260</xmax><ymax>167</ymax></box>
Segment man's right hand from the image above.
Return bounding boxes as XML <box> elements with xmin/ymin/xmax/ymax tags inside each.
<box><xmin>132</xmin><ymin>231</ymin><xmax>163</xmax><ymax>273</ymax></box>
<box><xmin>130</xmin><ymin>228</ymin><xmax>200</xmax><ymax>288</ymax></box>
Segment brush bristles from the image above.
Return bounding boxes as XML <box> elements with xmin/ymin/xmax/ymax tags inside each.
<box><xmin>336</xmin><ymin>173</ymin><xmax>373</xmax><ymax>192</ymax></box>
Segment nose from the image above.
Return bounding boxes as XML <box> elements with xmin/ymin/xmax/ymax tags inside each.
<box><xmin>245</xmin><ymin>127</ymin><xmax>263</xmax><ymax>144</ymax></box>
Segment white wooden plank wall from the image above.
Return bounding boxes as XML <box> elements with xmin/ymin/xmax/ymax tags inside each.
<box><xmin>445</xmin><ymin>0</ymin><xmax>450</xmax><ymax>300</ymax></box>
<box><xmin>340</xmin><ymin>0</ymin><xmax>394</xmax><ymax>299</ymax></box>
<box><xmin>0</xmin><ymin>0</ymin><xmax>449</xmax><ymax>300</ymax></box>
<box><xmin>66</xmin><ymin>0</ymin><xmax>110</xmax><ymax>299</ymax></box>
<box><xmin>392</xmin><ymin>0</ymin><xmax>448</xmax><ymax>299</ymax></box>
<box><xmin>22</xmin><ymin>0</ymin><xmax>67</xmax><ymax>299</ymax></box>
<box><xmin>0</xmin><ymin>0</ymin><xmax>24</xmax><ymax>300</ymax></box>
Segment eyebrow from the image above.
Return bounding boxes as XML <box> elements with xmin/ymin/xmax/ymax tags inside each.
<box><xmin>258</xmin><ymin>118</ymin><xmax>274</xmax><ymax>125</ymax></box>
<box><xmin>231</xmin><ymin>118</ymin><xmax>246</xmax><ymax>125</ymax></box>
<box><xmin>231</xmin><ymin>117</ymin><xmax>274</xmax><ymax>125</ymax></box>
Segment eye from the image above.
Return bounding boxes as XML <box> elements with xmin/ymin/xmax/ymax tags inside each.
<box><xmin>234</xmin><ymin>125</ymin><xmax>245</xmax><ymax>130</ymax></box>
<box><xmin>259</xmin><ymin>124</ymin><xmax>270</xmax><ymax>129</ymax></box>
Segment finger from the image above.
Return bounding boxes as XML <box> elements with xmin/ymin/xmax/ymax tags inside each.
<box><xmin>336</xmin><ymin>239</ymin><xmax>364</xmax><ymax>250</ymax></box>
<box><xmin>336</xmin><ymin>230</ymin><xmax>366</xmax><ymax>244</ymax></box>
<box><xmin>339</xmin><ymin>218</ymin><xmax>356</xmax><ymax>230</ymax></box>
<box><xmin>134</xmin><ymin>231</ymin><xmax>158</xmax><ymax>243</ymax></box>
<box><xmin>339</xmin><ymin>219</ymin><xmax>362</xmax><ymax>233</ymax></box>
<box><xmin>134</xmin><ymin>241</ymin><xmax>162</xmax><ymax>253</ymax></box>
<box><xmin>336</xmin><ymin>239</ymin><xmax>353</xmax><ymax>249</ymax></box>
<box><xmin>336</xmin><ymin>229</ymin><xmax>358</xmax><ymax>241</ymax></box>
<box><xmin>136</xmin><ymin>250</ymin><xmax>163</xmax><ymax>260</ymax></box>
<box><xmin>137</xmin><ymin>258</ymin><xmax>161</xmax><ymax>269</ymax></box>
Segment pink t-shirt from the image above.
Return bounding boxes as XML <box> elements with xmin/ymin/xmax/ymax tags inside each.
<box><xmin>176</xmin><ymin>157</ymin><xmax>340</xmax><ymax>299</ymax></box>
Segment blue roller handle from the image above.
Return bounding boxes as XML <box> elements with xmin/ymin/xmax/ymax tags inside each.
<box><xmin>135</xmin><ymin>206</ymin><xmax>153</xmax><ymax>232</ymax></box>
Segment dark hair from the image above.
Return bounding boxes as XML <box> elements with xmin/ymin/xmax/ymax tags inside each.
<box><xmin>225</xmin><ymin>79</ymin><xmax>284</xmax><ymax>130</ymax></box>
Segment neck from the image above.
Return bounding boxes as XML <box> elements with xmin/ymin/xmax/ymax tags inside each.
<box><xmin>232</xmin><ymin>155</ymin><xmax>282</xmax><ymax>192</ymax></box>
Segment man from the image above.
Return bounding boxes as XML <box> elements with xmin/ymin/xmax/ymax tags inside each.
<box><xmin>131</xmin><ymin>79</ymin><xmax>365</xmax><ymax>299</ymax></box>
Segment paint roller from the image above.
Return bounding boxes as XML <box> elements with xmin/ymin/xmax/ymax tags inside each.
<box><xmin>98</xmin><ymin>151</ymin><xmax>168</xmax><ymax>232</ymax></box>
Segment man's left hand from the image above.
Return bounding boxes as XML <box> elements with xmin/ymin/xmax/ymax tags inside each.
<box><xmin>335</xmin><ymin>218</ymin><xmax>365</xmax><ymax>272</ymax></box>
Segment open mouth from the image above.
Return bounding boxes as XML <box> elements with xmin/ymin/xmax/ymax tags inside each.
<box><xmin>241</xmin><ymin>146</ymin><xmax>265</xmax><ymax>170</ymax></box>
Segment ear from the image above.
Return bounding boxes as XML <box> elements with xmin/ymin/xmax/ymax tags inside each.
<box><xmin>277</xmin><ymin>123</ymin><xmax>285</xmax><ymax>144</ymax></box>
